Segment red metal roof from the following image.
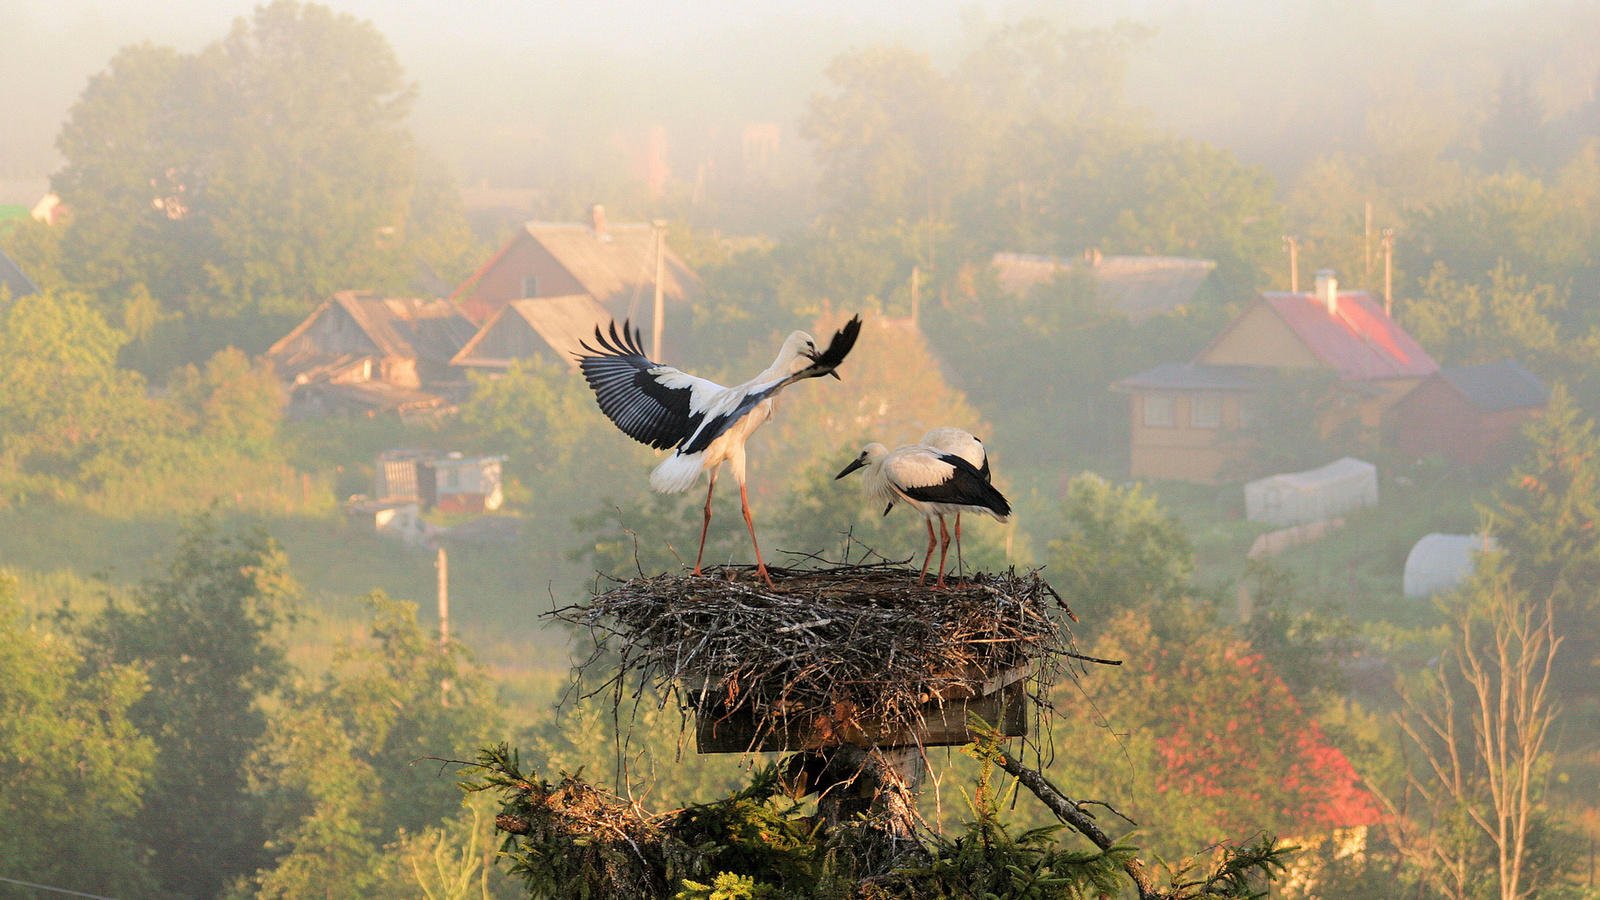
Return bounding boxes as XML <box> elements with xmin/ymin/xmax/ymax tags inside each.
<box><xmin>1263</xmin><ymin>291</ymin><xmax>1437</xmax><ymax>381</ymax></box>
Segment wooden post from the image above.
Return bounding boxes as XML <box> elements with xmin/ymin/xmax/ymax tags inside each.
<box><xmin>910</xmin><ymin>265</ymin><xmax>920</xmax><ymax>326</ymax></box>
<box><xmin>651</xmin><ymin>220</ymin><xmax>667</xmax><ymax>361</ymax></box>
<box><xmin>1364</xmin><ymin>200</ymin><xmax>1374</xmax><ymax>284</ymax></box>
<box><xmin>802</xmin><ymin>745</ymin><xmax>925</xmax><ymax>864</ymax></box>
<box><xmin>436</xmin><ymin>545</ymin><xmax>449</xmax><ymax>647</ymax></box>
<box><xmin>436</xmin><ymin>545</ymin><xmax>451</xmax><ymax>705</ymax></box>
<box><xmin>1382</xmin><ymin>228</ymin><xmax>1396</xmax><ymax>317</ymax></box>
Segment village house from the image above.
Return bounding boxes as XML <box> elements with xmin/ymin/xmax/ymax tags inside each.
<box><xmin>448</xmin><ymin>205</ymin><xmax>701</xmax><ymax>364</ymax></box>
<box><xmin>990</xmin><ymin>250</ymin><xmax>1216</xmax><ymax>321</ymax></box>
<box><xmin>1387</xmin><ymin>359</ymin><xmax>1548</xmax><ymax>467</ymax></box>
<box><xmin>265</xmin><ymin>290</ymin><xmax>477</xmax><ymax>419</ymax></box>
<box><xmin>1114</xmin><ymin>271</ymin><xmax>1438</xmax><ymax>483</ymax></box>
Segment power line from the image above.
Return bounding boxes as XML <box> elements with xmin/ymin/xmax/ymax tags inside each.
<box><xmin>0</xmin><ymin>874</ymin><xmax>118</xmax><ymax>899</ymax></box>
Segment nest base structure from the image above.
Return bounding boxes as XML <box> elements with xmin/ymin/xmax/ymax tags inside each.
<box><xmin>690</xmin><ymin>665</ymin><xmax>1027</xmax><ymax>753</ymax></box>
<box><xmin>553</xmin><ymin>563</ymin><xmax>1076</xmax><ymax>757</ymax></box>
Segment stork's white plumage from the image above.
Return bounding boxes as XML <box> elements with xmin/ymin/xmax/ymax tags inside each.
<box><xmin>578</xmin><ymin>317</ymin><xmax>862</xmax><ymax>587</ymax></box>
<box><xmin>836</xmin><ymin>441</ymin><xmax>1011</xmax><ymax>588</ymax></box>
<box><xmin>919</xmin><ymin>427</ymin><xmax>990</xmax><ymax>574</ymax></box>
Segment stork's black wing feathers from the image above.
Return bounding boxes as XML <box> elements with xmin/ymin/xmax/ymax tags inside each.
<box><xmin>769</xmin><ymin>315</ymin><xmax>864</xmax><ymax>389</ymax></box>
<box><xmin>576</xmin><ymin>319</ymin><xmax>704</xmax><ymax>450</ymax></box>
<box><xmin>900</xmin><ymin>455</ymin><xmax>1011</xmax><ymax>517</ymax></box>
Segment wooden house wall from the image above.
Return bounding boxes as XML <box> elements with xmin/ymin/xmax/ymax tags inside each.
<box><xmin>282</xmin><ymin>305</ymin><xmax>381</xmax><ymax>359</ymax></box>
<box><xmin>460</xmin><ymin>237</ymin><xmax>585</xmax><ymax>324</ymax></box>
<box><xmin>1390</xmin><ymin>381</ymin><xmax>1539</xmax><ymax>466</ymax></box>
<box><xmin>1199</xmin><ymin>304</ymin><xmax>1320</xmax><ymax>369</ymax></box>
<box><xmin>1126</xmin><ymin>390</ymin><xmax>1250</xmax><ymax>483</ymax></box>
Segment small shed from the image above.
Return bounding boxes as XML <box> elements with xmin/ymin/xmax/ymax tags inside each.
<box><xmin>423</xmin><ymin>453</ymin><xmax>505</xmax><ymax>513</ymax></box>
<box><xmin>1389</xmin><ymin>360</ymin><xmax>1548</xmax><ymax>467</ymax></box>
<box><xmin>375</xmin><ymin>449</ymin><xmax>433</xmax><ymax>501</ymax></box>
<box><xmin>1245</xmin><ymin>457</ymin><xmax>1378</xmax><ymax>527</ymax></box>
<box><xmin>1404</xmin><ymin>533</ymin><xmax>1498</xmax><ymax>598</ymax></box>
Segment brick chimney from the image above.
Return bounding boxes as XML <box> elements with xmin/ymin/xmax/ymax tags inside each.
<box><xmin>1315</xmin><ymin>269</ymin><xmax>1338</xmax><ymax>315</ymax></box>
<box><xmin>590</xmin><ymin>203</ymin><xmax>608</xmax><ymax>241</ymax></box>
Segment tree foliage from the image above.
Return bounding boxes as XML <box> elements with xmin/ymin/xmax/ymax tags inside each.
<box><xmin>1047</xmin><ymin>473</ymin><xmax>1194</xmax><ymax>627</ymax></box>
<box><xmin>0</xmin><ymin>575</ymin><xmax>156</xmax><ymax>897</ymax></box>
<box><xmin>51</xmin><ymin>0</ymin><xmax>470</xmax><ymax>330</ymax></box>
<box><xmin>82</xmin><ymin>513</ymin><xmax>298</xmax><ymax>899</ymax></box>
<box><xmin>240</xmin><ymin>593</ymin><xmax>505</xmax><ymax>897</ymax></box>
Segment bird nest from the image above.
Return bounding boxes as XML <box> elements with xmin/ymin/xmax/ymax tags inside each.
<box><xmin>549</xmin><ymin>561</ymin><xmax>1091</xmax><ymax>754</ymax></box>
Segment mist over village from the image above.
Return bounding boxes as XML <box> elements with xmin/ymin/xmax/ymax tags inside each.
<box><xmin>2</xmin><ymin>1</ymin><xmax>1598</xmax><ymax>897</ymax></box>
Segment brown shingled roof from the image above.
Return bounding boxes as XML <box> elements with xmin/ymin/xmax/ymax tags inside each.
<box><xmin>451</xmin><ymin>294</ymin><xmax>613</xmax><ymax>370</ymax></box>
<box><xmin>522</xmin><ymin>222</ymin><xmax>700</xmax><ymax>313</ymax></box>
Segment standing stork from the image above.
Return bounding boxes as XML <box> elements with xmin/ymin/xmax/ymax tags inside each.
<box><xmin>920</xmin><ymin>428</ymin><xmax>989</xmax><ymax>574</ymax></box>
<box><xmin>577</xmin><ymin>317</ymin><xmax>862</xmax><ymax>588</ymax></box>
<box><xmin>836</xmin><ymin>442</ymin><xmax>1011</xmax><ymax>588</ymax></box>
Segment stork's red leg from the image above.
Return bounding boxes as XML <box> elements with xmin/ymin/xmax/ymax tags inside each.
<box><xmin>738</xmin><ymin>480</ymin><xmax>774</xmax><ymax>589</ymax></box>
<box><xmin>692</xmin><ymin>470</ymin><xmax>717</xmax><ymax>576</ymax></box>
<box><xmin>935</xmin><ymin>515</ymin><xmax>952</xmax><ymax>589</ymax></box>
<box><xmin>954</xmin><ymin>512</ymin><xmax>964</xmax><ymax>579</ymax></box>
<box><xmin>919</xmin><ymin>517</ymin><xmax>937</xmax><ymax>585</ymax></box>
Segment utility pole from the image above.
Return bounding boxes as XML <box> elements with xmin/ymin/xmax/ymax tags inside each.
<box><xmin>436</xmin><ymin>545</ymin><xmax>451</xmax><ymax>705</ymax></box>
<box><xmin>1364</xmin><ymin>200</ymin><xmax>1374</xmax><ymax>285</ymax></box>
<box><xmin>436</xmin><ymin>545</ymin><xmax>449</xmax><ymax>647</ymax></box>
<box><xmin>651</xmin><ymin>219</ymin><xmax>667</xmax><ymax>361</ymax></box>
<box><xmin>1282</xmin><ymin>235</ymin><xmax>1300</xmax><ymax>292</ymax></box>
<box><xmin>910</xmin><ymin>265</ymin><xmax>921</xmax><ymax>326</ymax></box>
<box><xmin>1382</xmin><ymin>228</ymin><xmax>1396</xmax><ymax>318</ymax></box>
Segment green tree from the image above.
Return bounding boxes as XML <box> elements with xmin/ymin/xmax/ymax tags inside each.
<box><xmin>52</xmin><ymin>1</ymin><xmax>434</xmax><ymax>320</ymax></box>
<box><xmin>1047</xmin><ymin>473</ymin><xmax>1194</xmax><ymax>628</ymax></box>
<box><xmin>167</xmin><ymin>346</ymin><xmax>285</xmax><ymax>454</ymax></box>
<box><xmin>242</xmin><ymin>593</ymin><xmax>505</xmax><ymax>896</ymax></box>
<box><xmin>1403</xmin><ymin>171</ymin><xmax>1591</xmax><ymax>295</ymax></box>
<box><xmin>801</xmin><ymin>46</ymin><xmax>975</xmax><ymax>233</ymax></box>
<box><xmin>83</xmin><ymin>514</ymin><xmax>298</xmax><ymax>899</ymax></box>
<box><xmin>198</xmin><ymin>0</ymin><xmax>417</xmax><ymax>312</ymax></box>
<box><xmin>1399</xmin><ymin>263</ymin><xmax>1564</xmax><ymax>367</ymax></box>
<box><xmin>0</xmin><ymin>290</ymin><xmax>156</xmax><ymax>503</ymax></box>
<box><xmin>52</xmin><ymin>42</ymin><xmax>208</xmax><ymax>313</ymax></box>
<box><xmin>1484</xmin><ymin>384</ymin><xmax>1600</xmax><ymax>684</ymax></box>
<box><xmin>0</xmin><ymin>575</ymin><xmax>157</xmax><ymax>897</ymax></box>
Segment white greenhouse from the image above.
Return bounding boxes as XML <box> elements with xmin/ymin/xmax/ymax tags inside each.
<box><xmin>1403</xmin><ymin>533</ymin><xmax>1498</xmax><ymax>598</ymax></box>
<box><xmin>1244</xmin><ymin>457</ymin><xmax>1378</xmax><ymax>527</ymax></box>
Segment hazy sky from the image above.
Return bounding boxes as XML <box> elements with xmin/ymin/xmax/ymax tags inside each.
<box><xmin>3</xmin><ymin>0</ymin><xmax>1596</xmax><ymax>201</ymax></box>
<box><xmin>2</xmin><ymin>0</ymin><xmax>1004</xmax><ymax>189</ymax></box>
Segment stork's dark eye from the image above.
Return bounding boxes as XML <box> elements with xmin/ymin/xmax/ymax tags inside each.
<box><xmin>806</xmin><ymin>341</ymin><xmax>816</xmax><ymax>351</ymax></box>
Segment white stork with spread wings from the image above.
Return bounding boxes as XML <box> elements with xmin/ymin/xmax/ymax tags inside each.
<box><xmin>578</xmin><ymin>317</ymin><xmax>862</xmax><ymax>587</ymax></box>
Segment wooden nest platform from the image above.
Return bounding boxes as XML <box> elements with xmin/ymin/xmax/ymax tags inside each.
<box><xmin>549</xmin><ymin>562</ymin><xmax>1085</xmax><ymax>754</ymax></box>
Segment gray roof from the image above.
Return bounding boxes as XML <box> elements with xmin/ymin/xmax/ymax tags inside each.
<box><xmin>0</xmin><ymin>249</ymin><xmax>39</xmax><ymax>300</ymax></box>
<box><xmin>1438</xmin><ymin>360</ymin><xmax>1548</xmax><ymax>412</ymax></box>
<box><xmin>1112</xmin><ymin>362</ymin><xmax>1263</xmax><ymax>392</ymax></box>
<box><xmin>992</xmin><ymin>252</ymin><xmax>1215</xmax><ymax>321</ymax></box>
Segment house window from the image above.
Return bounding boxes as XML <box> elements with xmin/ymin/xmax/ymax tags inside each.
<box><xmin>1143</xmin><ymin>393</ymin><xmax>1176</xmax><ymax>427</ymax></box>
<box><xmin>1239</xmin><ymin>399</ymin><xmax>1258</xmax><ymax>429</ymax></box>
<box><xmin>521</xmin><ymin>275</ymin><xmax>539</xmax><ymax>297</ymax></box>
<box><xmin>1193</xmin><ymin>394</ymin><xmax>1222</xmax><ymax>428</ymax></box>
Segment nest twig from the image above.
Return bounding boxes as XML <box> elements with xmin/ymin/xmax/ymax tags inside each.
<box><xmin>548</xmin><ymin>557</ymin><xmax>1091</xmax><ymax>755</ymax></box>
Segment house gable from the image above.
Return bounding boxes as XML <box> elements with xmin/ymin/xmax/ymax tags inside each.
<box><xmin>453</xmin><ymin>294</ymin><xmax>611</xmax><ymax>371</ymax></box>
<box><xmin>1199</xmin><ymin>300</ymin><xmax>1322</xmax><ymax>369</ymax></box>
<box><xmin>451</xmin><ymin>215</ymin><xmax>701</xmax><ymax>328</ymax></box>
